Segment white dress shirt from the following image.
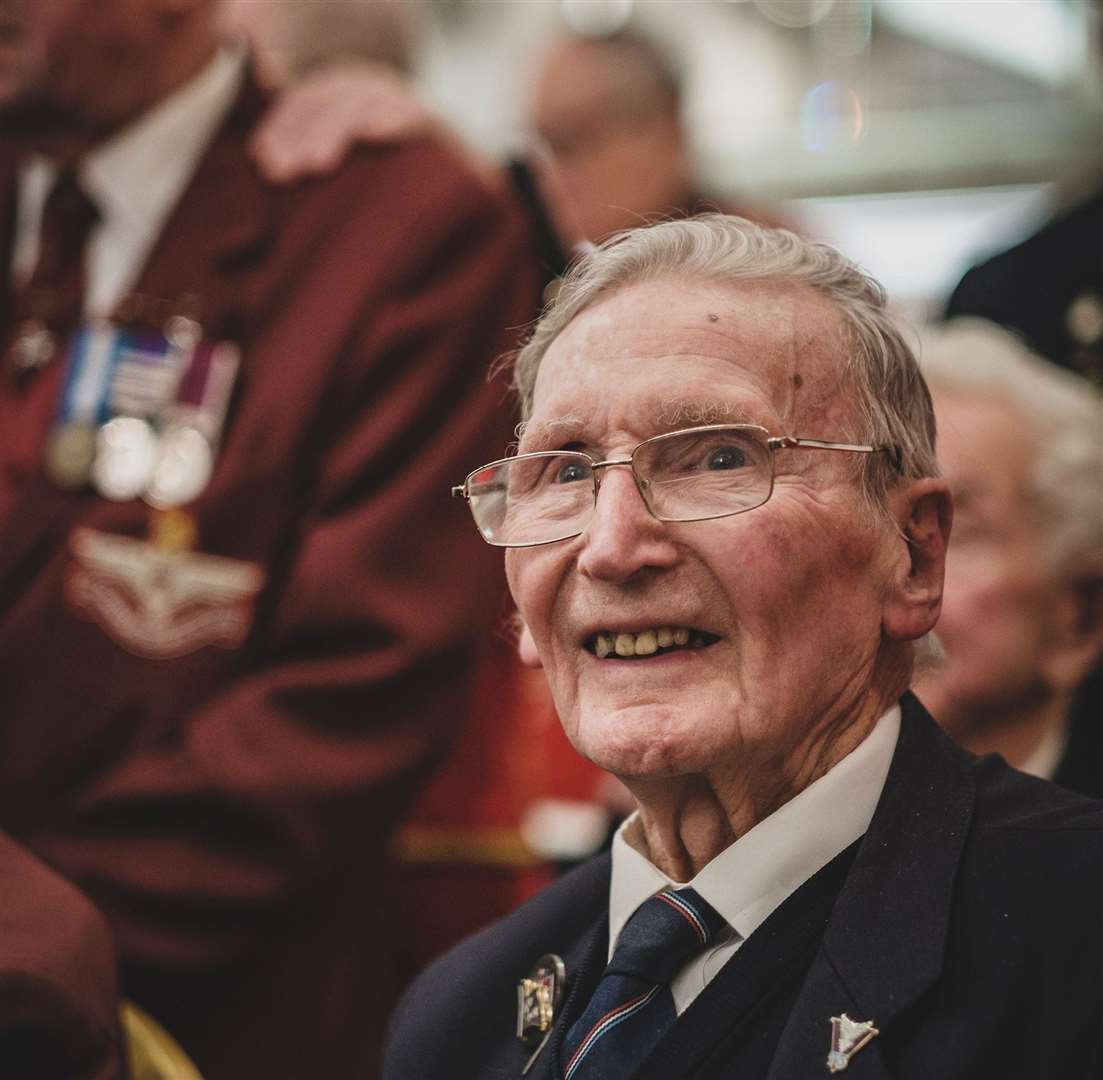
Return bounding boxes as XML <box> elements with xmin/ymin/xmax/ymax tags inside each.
<box><xmin>1018</xmin><ymin>719</ymin><xmax>1068</xmax><ymax>782</ymax></box>
<box><xmin>11</xmin><ymin>45</ymin><xmax>245</xmax><ymax>317</ymax></box>
<box><xmin>608</xmin><ymin>705</ymin><xmax>901</xmax><ymax>1014</ymax></box>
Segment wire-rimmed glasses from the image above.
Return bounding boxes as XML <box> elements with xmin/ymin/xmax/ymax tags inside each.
<box><xmin>451</xmin><ymin>424</ymin><xmax>897</xmax><ymax>548</ymax></box>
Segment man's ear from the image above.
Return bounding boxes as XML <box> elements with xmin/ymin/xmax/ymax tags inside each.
<box><xmin>1040</xmin><ymin>558</ymin><xmax>1103</xmax><ymax>693</ymax></box>
<box><xmin>518</xmin><ymin>620</ymin><xmax>543</xmax><ymax>669</ymax></box>
<box><xmin>882</xmin><ymin>478</ymin><xmax>953</xmax><ymax>642</ymax></box>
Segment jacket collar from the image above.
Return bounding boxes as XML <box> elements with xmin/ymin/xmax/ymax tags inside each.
<box><xmin>121</xmin><ymin>66</ymin><xmax>276</xmax><ymax>337</ymax></box>
<box><xmin>767</xmin><ymin>692</ymin><xmax>976</xmax><ymax>1078</ymax></box>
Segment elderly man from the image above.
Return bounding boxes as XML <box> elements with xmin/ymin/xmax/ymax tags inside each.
<box><xmin>915</xmin><ymin>319</ymin><xmax>1103</xmax><ymax>795</ymax></box>
<box><xmin>384</xmin><ymin>216</ymin><xmax>1103</xmax><ymax>1079</ymax></box>
<box><xmin>0</xmin><ymin>0</ymin><xmax>536</xmax><ymax>1077</ymax></box>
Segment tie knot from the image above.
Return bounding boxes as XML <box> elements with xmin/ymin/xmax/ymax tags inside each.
<box><xmin>43</xmin><ymin>169</ymin><xmax>99</xmax><ymax>231</ymax></box>
<box><xmin>607</xmin><ymin>887</ymin><xmax>727</xmax><ymax>984</ymax></box>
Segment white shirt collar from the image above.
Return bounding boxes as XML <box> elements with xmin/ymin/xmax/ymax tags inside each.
<box><xmin>608</xmin><ymin>704</ymin><xmax>901</xmax><ymax>959</ymax></box>
<box><xmin>1017</xmin><ymin>718</ymin><xmax>1069</xmax><ymax>782</ymax></box>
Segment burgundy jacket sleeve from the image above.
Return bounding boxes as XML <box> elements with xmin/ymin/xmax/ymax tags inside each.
<box><xmin>0</xmin><ymin>832</ymin><xmax>124</xmax><ymax>1080</ymax></box>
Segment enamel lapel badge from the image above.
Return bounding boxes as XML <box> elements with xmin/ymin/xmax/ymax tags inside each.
<box><xmin>826</xmin><ymin>1013</ymin><xmax>879</xmax><ymax>1073</ymax></box>
<box><xmin>517</xmin><ymin>954</ymin><xmax>566</xmax><ymax>1075</ymax></box>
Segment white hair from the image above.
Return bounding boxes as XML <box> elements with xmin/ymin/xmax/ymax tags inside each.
<box><xmin>918</xmin><ymin>317</ymin><xmax>1103</xmax><ymax>572</ymax></box>
<box><xmin>507</xmin><ymin>214</ymin><xmax>939</xmax><ymax>513</ymax></box>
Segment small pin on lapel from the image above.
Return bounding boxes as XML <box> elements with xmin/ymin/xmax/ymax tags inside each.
<box><xmin>826</xmin><ymin>1013</ymin><xmax>879</xmax><ymax>1073</ymax></box>
<box><xmin>517</xmin><ymin>954</ymin><xmax>566</xmax><ymax>1076</ymax></box>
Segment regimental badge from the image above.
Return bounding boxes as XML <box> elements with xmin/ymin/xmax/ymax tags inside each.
<box><xmin>826</xmin><ymin>1013</ymin><xmax>879</xmax><ymax>1073</ymax></box>
<box><xmin>65</xmin><ymin>525</ymin><xmax>265</xmax><ymax>660</ymax></box>
<box><xmin>517</xmin><ymin>954</ymin><xmax>566</xmax><ymax>1049</ymax></box>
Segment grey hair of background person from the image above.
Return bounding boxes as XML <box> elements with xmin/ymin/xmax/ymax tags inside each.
<box><xmin>508</xmin><ymin>214</ymin><xmax>940</xmax><ymax>516</ymax></box>
<box><xmin>919</xmin><ymin>317</ymin><xmax>1103</xmax><ymax>572</ymax></box>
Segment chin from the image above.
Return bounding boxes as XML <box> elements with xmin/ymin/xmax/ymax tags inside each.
<box><xmin>570</xmin><ymin>704</ymin><xmax>721</xmax><ymax>781</ymax></box>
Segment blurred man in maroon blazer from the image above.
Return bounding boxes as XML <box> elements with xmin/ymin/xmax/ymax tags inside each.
<box><xmin>0</xmin><ymin>830</ymin><xmax>124</xmax><ymax>1080</ymax></box>
<box><xmin>0</xmin><ymin>1</ymin><xmax>539</xmax><ymax>1077</ymax></box>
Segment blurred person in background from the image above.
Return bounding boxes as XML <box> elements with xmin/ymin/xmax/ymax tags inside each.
<box><xmin>0</xmin><ymin>0</ymin><xmax>538</xmax><ymax>1077</ymax></box>
<box><xmin>945</xmin><ymin>190</ymin><xmax>1103</xmax><ymax>386</ymax></box>
<box><xmin>529</xmin><ymin>27</ymin><xmax>787</xmax><ymax>244</ymax></box>
<box><xmin>240</xmin><ymin>17</ymin><xmax>792</xmax><ymax>269</ymax></box>
<box><xmin>915</xmin><ymin>320</ymin><xmax>1103</xmax><ymax>796</ymax></box>
<box><xmin>945</xmin><ymin>0</ymin><xmax>1103</xmax><ymax>387</ymax></box>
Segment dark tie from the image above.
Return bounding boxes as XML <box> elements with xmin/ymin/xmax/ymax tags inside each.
<box><xmin>7</xmin><ymin>167</ymin><xmax>100</xmax><ymax>373</ymax></box>
<box><xmin>560</xmin><ymin>887</ymin><xmax>727</xmax><ymax>1079</ymax></box>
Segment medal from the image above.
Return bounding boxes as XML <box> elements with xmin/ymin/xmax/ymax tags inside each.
<box><xmin>146</xmin><ymin>424</ymin><xmax>214</xmax><ymax>509</ymax></box>
<box><xmin>92</xmin><ymin>416</ymin><xmax>158</xmax><ymax>501</ymax></box>
<box><xmin>41</xmin><ymin>309</ymin><xmax>239</xmax><ymax>504</ymax></box>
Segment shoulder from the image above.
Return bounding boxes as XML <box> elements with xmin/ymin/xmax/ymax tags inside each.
<box><xmin>947</xmin><ymin>188</ymin><xmax>1103</xmax><ymax>314</ymax></box>
<box><xmin>0</xmin><ymin>833</ymin><xmax>123</xmax><ymax>1078</ymax></box>
<box><xmin>383</xmin><ymin>854</ymin><xmax>610</xmax><ymax>1080</ymax></box>
<box><xmin>268</xmin><ymin>132</ymin><xmax>532</xmax><ymax>263</ymax></box>
<box><xmin>966</xmin><ymin>752</ymin><xmax>1103</xmax><ymax>874</ymax></box>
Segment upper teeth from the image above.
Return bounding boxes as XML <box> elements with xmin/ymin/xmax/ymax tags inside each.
<box><xmin>594</xmin><ymin>627</ymin><xmax>692</xmax><ymax>658</ymax></box>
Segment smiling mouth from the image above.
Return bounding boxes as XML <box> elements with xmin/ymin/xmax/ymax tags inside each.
<box><xmin>586</xmin><ymin>627</ymin><xmax>720</xmax><ymax>659</ymax></box>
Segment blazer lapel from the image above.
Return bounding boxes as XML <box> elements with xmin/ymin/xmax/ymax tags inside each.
<box><xmin>523</xmin><ymin>916</ymin><xmax>608</xmax><ymax>1080</ymax></box>
<box><xmin>768</xmin><ymin>695</ymin><xmax>976</xmax><ymax>1080</ymax></box>
<box><xmin>121</xmin><ymin>71</ymin><xmax>276</xmax><ymax>340</ymax></box>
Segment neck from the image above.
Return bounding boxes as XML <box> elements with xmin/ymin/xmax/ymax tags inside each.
<box><xmin>626</xmin><ymin>683</ymin><xmax>896</xmax><ymax>881</ymax></box>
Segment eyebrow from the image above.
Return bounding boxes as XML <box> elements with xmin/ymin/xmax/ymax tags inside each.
<box><xmin>516</xmin><ymin>399</ymin><xmax>764</xmax><ymax>452</ymax></box>
<box><xmin>514</xmin><ymin>414</ymin><xmax>586</xmax><ymax>451</ymax></box>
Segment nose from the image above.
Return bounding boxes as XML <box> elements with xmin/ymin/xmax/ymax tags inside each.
<box><xmin>576</xmin><ymin>465</ymin><xmax>678</xmax><ymax>584</ymax></box>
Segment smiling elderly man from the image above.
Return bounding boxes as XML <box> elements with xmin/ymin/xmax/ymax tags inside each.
<box><xmin>383</xmin><ymin>216</ymin><xmax>1103</xmax><ymax>1080</ymax></box>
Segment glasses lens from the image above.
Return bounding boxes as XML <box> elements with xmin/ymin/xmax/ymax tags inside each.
<box><xmin>636</xmin><ymin>427</ymin><xmax>772</xmax><ymax>522</ymax></box>
<box><xmin>467</xmin><ymin>452</ymin><xmax>594</xmax><ymax>546</ymax></box>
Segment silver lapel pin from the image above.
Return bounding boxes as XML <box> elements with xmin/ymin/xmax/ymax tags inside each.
<box><xmin>826</xmin><ymin>1012</ymin><xmax>879</xmax><ymax>1073</ymax></box>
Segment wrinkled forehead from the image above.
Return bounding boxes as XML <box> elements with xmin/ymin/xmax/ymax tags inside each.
<box><xmin>527</xmin><ymin>277</ymin><xmax>858</xmax><ymax>436</ymax></box>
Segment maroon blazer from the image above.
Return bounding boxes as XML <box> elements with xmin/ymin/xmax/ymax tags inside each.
<box><xmin>0</xmin><ymin>830</ymin><xmax>123</xmax><ymax>1080</ymax></box>
<box><xmin>0</xmin><ymin>75</ymin><xmax>539</xmax><ymax>1078</ymax></box>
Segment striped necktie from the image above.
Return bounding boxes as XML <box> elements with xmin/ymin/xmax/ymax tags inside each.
<box><xmin>560</xmin><ymin>887</ymin><xmax>726</xmax><ymax>1079</ymax></box>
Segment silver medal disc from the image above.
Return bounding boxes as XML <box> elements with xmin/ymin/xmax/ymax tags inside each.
<box><xmin>145</xmin><ymin>424</ymin><xmax>213</xmax><ymax>508</ymax></box>
<box><xmin>92</xmin><ymin>416</ymin><xmax>158</xmax><ymax>501</ymax></box>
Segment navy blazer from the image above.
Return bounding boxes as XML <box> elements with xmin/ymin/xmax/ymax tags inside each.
<box><xmin>384</xmin><ymin>694</ymin><xmax>1103</xmax><ymax>1079</ymax></box>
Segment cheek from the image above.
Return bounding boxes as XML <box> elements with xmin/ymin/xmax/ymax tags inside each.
<box><xmin>506</xmin><ymin>551</ymin><xmax>565</xmax><ymax>661</ymax></box>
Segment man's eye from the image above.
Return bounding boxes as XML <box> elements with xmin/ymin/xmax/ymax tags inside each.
<box><xmin>705</xmin><ymin>444</ymin><xmax>748</xmax><ymax>470</ymax></box>
<box><xmin>554</xmin><ymin>460</ymin><xmax>590</xmax><ymax>484</ymax></box>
